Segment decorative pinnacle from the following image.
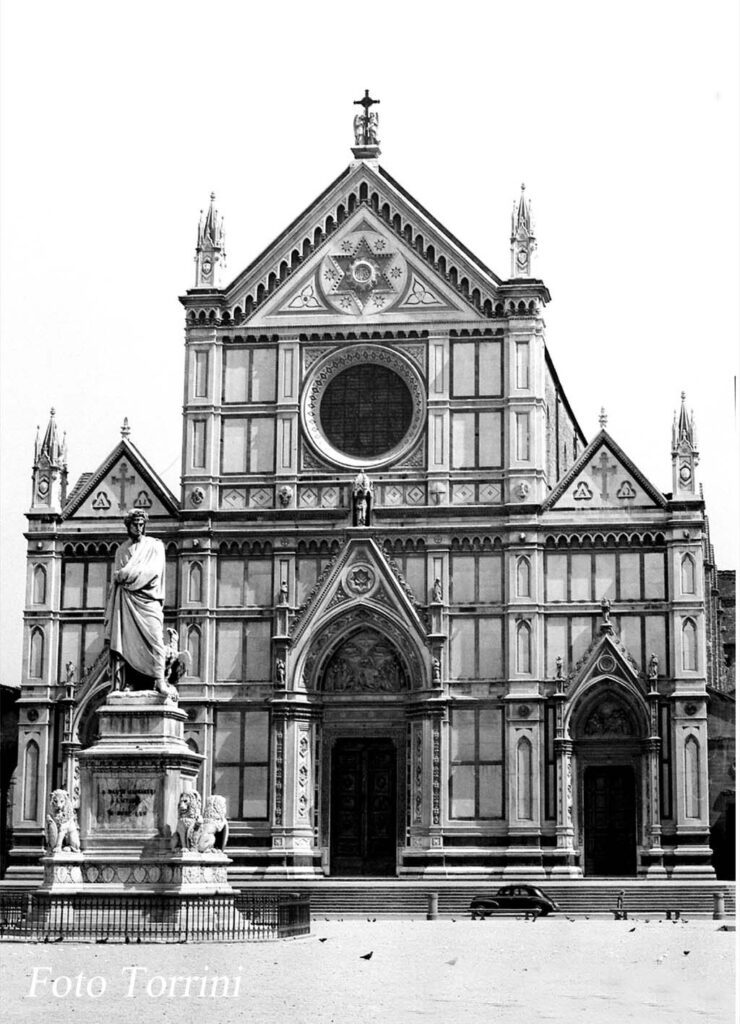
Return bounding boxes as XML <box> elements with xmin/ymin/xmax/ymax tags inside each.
<box><xmin>599</xmin><ymin>408</ymin><xmax>608</xmax><ymax>429</ymax></box>
<box><xmin>121</xmin><ymin>417</ymin><xmax>131</xmax><ymax>439</ymax></box>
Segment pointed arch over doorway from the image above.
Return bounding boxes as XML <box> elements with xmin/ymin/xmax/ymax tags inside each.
<box><xmin>568</xmin><ymin>679</ymin><xmax>648</xmax><ymax>876</ymax></box>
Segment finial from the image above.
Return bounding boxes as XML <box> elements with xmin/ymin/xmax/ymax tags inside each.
<box><xmin>352</xmin><ymin>90</ymin><xmax>381</xmax><ymax>156</ymax></box>
<box><xmin>681</xmin><ymin>390</ymin><xmax>686</xmax><ymax>401</ymax></box>
<box><xmin>210</xmin><ymin>192</ymin><xmax>216</xmax><ymax>202</ymax></box>
<box><xmin>121</xmin><ymin>417</ymin><xmax>131</xmax><ymax>438</ymax></box>
<box><xmin>521</xmin><ymin>182</ymin><xmax>526</xmax><ymax>191</ymax></box>
<box><xmin>50</xmin><ymin>407</ymin><xmax>56</xmax><ymax>416</ymax></box>
<box><xmin>599</xmin><ymin>407</ymin><xmax>607</xmax><ymax>429</ymax></box>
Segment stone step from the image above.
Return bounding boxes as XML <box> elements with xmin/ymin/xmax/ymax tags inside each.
<box><xmin>233</xmin><ymin>882</ymin><xmax>736</xmax><ymax>917</ymax></box>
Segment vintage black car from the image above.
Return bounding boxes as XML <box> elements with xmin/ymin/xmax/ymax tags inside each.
<box><xmin>470</xmin><ymin>885</ymin><xmax>560</xmax><ymax>918</ymax></box>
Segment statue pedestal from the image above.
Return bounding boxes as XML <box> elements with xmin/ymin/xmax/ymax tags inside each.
<box><xmin>40</xmin><ymin>852</ymin><xmax>85</xmax><ymax>890</ymax></box>
<box><xmin>73</xmin><ymin>692</ymin><xmax>234</xmax><ymax>892</ymax></box>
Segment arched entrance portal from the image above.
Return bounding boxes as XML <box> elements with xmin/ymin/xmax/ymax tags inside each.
<box><xmin>571</xmin><ymin>685</ymin><xmax>646</xmax><ymax>876</ymax></box>
<box><xmin>313</xmin><ymin>623</ymin><xmax>413</xmax><ymax>877</ymax></box>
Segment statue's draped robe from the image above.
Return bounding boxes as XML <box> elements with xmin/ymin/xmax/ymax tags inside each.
<box><xmin>104</xmin><ymin>536</ymin><xmax>166</xmax><ymax>680</ymax></box>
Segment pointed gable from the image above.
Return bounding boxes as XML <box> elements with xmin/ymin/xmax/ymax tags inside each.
<box><xmin>542</xmin><ymin>430</ymin><xmax>667</xmax><ymax>512</ymax></box>
<box><xmin>289</xmin><ymin>536</ymin><xmax>429</xmax><ymax>646</ymax></box>
<box><xmin>199</xmin><ymin>162</ymin><xmax>509</xmax><ymax>327</ymax></box>
<box><xmin>252</xmin><ymin>205</ymin><xmax>474</xmax><ymax>326</ymax></box>
<box><xmin>62</xmin><ymin>438</ymin><xmax>179</xmax><ymax>520</ymax></box>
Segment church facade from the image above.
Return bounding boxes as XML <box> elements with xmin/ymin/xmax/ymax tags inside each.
<box><xmin>10</xmin><ymin>103</ymin><xmax>717</xmax><ymax>881</ymax></box>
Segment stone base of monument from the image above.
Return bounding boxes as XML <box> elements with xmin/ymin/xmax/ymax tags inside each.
<box><xmin>70</xmin><ymin>690</ymin><xmax>238</xmax><ymax>895</ymax></box>
<box><xmin>40</xmin><ymin>852</ymin><xmax>85</xmax><ymax>890</ymax></box>
<box><xmin>76</xmin><ymin>851</ymin><xmax>233</xmax><ymax>893</ymax></box>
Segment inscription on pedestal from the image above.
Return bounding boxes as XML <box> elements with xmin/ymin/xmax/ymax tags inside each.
<box><xmin>92</xmin><ymin>775</ymin><xmax>159</xmax><ymax>832</ymax></box>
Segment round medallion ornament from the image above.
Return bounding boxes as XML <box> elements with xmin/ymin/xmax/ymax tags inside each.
<box><xmin>302</xmin><ymin>345</ymin><xmax>426</xmax><ymax>470</ymax></box>
<box><xmin>190</xmin><ymin>486</ymin><xmax>205</xmax><ymax>506</ymax></box>
<box><xmin>37</xmin><ymin>477</ymin><xmax>49</xmax><ymax>497</ymax></box>
<box><xmin>319</xmin><ymin>229</ymin><xmax>408</xmax><ymax>316</ymax></box>
<box><xmin>597</xmin><ymin>654</ymin><xmax>617</xmax><ymax>674</ymax></box>
<box><xmin>684</xmin><ymin>702</ymin><xmax>698</xmax><ymax>717</ymax></box>
<box><xmin>518</xmin><ymin>704</ymin><xmax>532</xmax><ymax>719</ymax></box>
<box><xmin>27</xmin><ymin>708</ymin><xmax>39</xmax><ymax>723</ymax></box>
<box><xmin>345</xmin><ymin>563</ymin><xmax>376</xmax><ymax>596</ymax></box>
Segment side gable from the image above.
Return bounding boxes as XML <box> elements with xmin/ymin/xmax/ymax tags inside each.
<box><xmin>62</xmin><ymin>438</ymin><xmax>180</xmax><ymax>520</ymax></box>
<box><xmin>541</xmin><ymin>430</ymin><xmax>667</xmax><ymax>512</ymax></box>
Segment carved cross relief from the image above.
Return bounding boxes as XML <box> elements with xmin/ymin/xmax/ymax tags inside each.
<box><xmin>111</xmin><ymin>461</ymin><xmax>136</xmax><ymax>510</ymax></box>
<box><xmin>591</xmin><ymin>451</ymin><xmax>618</xmax><ymax>500</ymax></box>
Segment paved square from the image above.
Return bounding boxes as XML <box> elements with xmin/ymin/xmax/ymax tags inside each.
<box><xmin>0</xmin><ymin>918</ymin><xmax>734</xmax><ymax>1023</ymax></box>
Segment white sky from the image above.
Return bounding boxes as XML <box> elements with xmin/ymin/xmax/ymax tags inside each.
<box><xmin>1</xmin><ymin>0</ymin><xmax>737</xmax><ymax>686</ymax></box>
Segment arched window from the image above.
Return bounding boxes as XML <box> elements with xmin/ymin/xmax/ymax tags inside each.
<box><xmin>29</xmin><ymin>628</ymin><xmax>44</xmax><ymax>678</ymax></box>
<box><xmin>516</xmin><ymin>557</ymin><xmax>531</xmax><ymax>598</ymax></box>
<box><xmin>682</xmin><ymin>619</ymin><xmax>698</xmax><ymax>671</ymax></box>
<box><xmin>188</xmin><ymin>562</ymin><xmax>203</xmax><ymax>604</ymax></box>
<box><xmin>23</xmin><ymin>741</ymin><xmax>39</xmax><ymax>820</ymax></box>
<box><xmin>516</xmin><ymin>737</ymin><xmax>533</xmax><ymax>819</ymax></box>
<box><xmin>684</xmin><ymin>735</ymin><xmax>700</xmax><ymax>818</ymax></box>
<box><xmin>32</xmin><ymin>565</ymin><xmax>46</xmax><ymax>604</ymax></box>
<box><xmin>516</xmin><ymin>621</ymin><xmax>532</xmax><ymax>674</ymax></box>
<box><xmin>681</xmin><ymin>554</ymin><xmax>696</xmax><ymax>594</ymax></box>
<box><xmin>187</xmin><ymin>626</ymin><xmax>202</xmax><ymax>678</ymax></box>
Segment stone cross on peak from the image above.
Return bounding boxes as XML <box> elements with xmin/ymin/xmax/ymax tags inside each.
<box><xmin>352</xmin><ymin>90</ymin><xmax>381</xmax><ymax>154</ymax></box>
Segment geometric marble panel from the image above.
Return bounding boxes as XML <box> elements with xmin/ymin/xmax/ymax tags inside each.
<box><xmin>452</xmin><ymin>483</ymin><xmax>475</xmax><ymax>504</ymax></box>
<box><xmin>405</xmin><ymin>484</ymin><xmax>425</xmax><ymax>505</ymax></box>
<box><xmin>320</xmin><ymin>486</ymin><xmax>340</xmax><ymax>508</ymax></box>
<box><xmin>479</xmin><ymin>481</ymin><xmax>502</xmax><ymax>503</ymax></box>
<box><xmin>299</xmin><ymin>487</ymin><xmax>318</xmax><ymax>508</ymax></box>
<box><xmin>221</xmin><ymin>487</ymin><xmax>247</xmax><ymax>509</ymax></box>
<box><xmin>249</xmin><ymin>487</ymin><xmax>273</xmax><ymax>508</ymax></box>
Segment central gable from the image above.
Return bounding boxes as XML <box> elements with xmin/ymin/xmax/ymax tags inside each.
<box><xmin>217</xmin><ymin>162</ymin><xmax>505</xmax><ymax>327</ymax></box>
<box><xmin>250</xmin><ymin>207</ymin><xmax>479</xmax><ymax>326</ymax></box>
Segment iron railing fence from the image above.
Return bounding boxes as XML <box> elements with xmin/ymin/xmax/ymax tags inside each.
<box><xmin>0</xmin><ymin>891</ymin><xmax>310</xmax><ymax>943</ymax></box>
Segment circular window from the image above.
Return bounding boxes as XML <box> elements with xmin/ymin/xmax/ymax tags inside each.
<box><xmin>320</xmin><ymin>365</ymin><xmax>413</xmax><ymax>460</ymax></box>
<box><xmin>302</xmin><ymin>345</ymin><xmax>425</xmax><ymax>469</ymax></box>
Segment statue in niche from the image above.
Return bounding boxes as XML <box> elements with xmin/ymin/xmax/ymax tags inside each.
<box><xmin>275</xmin><ymin>658</ymin><xmax>286</xmax><ymax>686</ymax></box>
<box><xmin>432</xmin><ymin>578</ymin><xmax>443</xmax><ymax>603</ymax></box>
<box><xmin>104</xmin><ymin>508</ymin><xmax>178</xmax><ymax>701</ymax></box>
<box><xmin>432</xmin><ymin>657</ymin><xmax>442</xmax><ymax>686</ymax></box>
<box><xmin>278</xmin><ymin>579</ymin><xmax>289</xmax><ymax>605</ymax></box>
<box><xmin>352</xmin><ymin>468</ymin><xmax>373</xmax><ymax>527</ymax></box>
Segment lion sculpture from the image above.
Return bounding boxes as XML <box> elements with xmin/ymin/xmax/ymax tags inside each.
<box><xmin>196</xmin><ymin>795</ymin><xmax>229</xmax><ymax>854</ymax></box>
<box><xmin>46</xmin><ymin>789</ymin><xmax>81</xmax><ymax>853</ymax></box>
<box><xmin>174</xmin><ymin>790</ymin><xmax>203</xmax><ymax>851</ymax></box>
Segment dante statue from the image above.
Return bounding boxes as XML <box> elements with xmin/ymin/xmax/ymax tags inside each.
<box><xmin>104</xmin><ymin>508</ymin><xmax>174</xmax><ymax>699</ymax></box>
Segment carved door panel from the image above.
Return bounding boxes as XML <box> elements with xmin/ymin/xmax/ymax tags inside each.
<box><xmin>584</xmin><ymin>766</ymin><xmax>637</xmax><ymax>875</ymax></box>
<box><xmin>330</xmin><ymin>739</ymin><xmax>396</xmax><ymax>876</ymax></box>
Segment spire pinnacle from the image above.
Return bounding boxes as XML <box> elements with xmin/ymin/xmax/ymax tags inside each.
<box><xmin>671</xmin><ymin>391</ymin><xmax>700</xmax><ymax>495</ymax></box>
<box><xmin>510</xmin><ymin>183</ymin><xmax>536</xmax><ymax>277</ymax></box>
<box><xmin>599</xmin><ymin>408</ymin><xmax>608</xmax><ymax>430</ymax></box>
<box><xmin>194</xmin><ymin>192</ymin><xmax>226</xmax><ymax>287</ymax></box>
<box><xmin>31</xmin><ymin>407</ymin><xmax>68</xmax><ymax>510</ymax></box>
<box><xmin>121</xmin><ymin>417</ymin><xmax>131</xmax><ymax>439</ymax></box>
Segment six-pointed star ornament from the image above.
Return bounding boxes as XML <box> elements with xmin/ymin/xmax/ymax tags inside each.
<box><xmin>328</xmin><ymin>236</ymin><xmax>397</xmax><ymax>311</ymax></box>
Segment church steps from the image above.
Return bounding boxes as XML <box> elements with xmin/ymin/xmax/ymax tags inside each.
<box><xmin>233</xmin><ymin>881</ymin><xmax>736</xmax><ymax>918</ymax></box>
